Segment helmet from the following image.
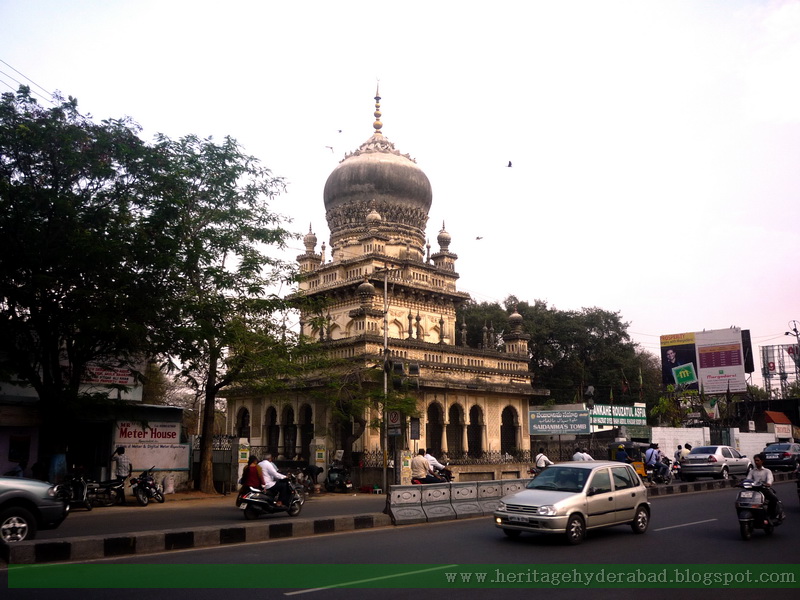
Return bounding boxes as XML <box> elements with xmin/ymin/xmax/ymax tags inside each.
<box><xmin>618</xmin><ymin>444</ymin><xmax>625</xmax><ymax>449</ymax></box>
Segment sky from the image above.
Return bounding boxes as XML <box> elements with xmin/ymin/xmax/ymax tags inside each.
<box><xmin>2</xmin><ymin>0</ymin><xmax>799</xmax><ymax>390</ymax></box>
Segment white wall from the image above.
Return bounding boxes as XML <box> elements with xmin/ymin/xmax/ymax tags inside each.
<box><xmin>650</xmin><ymin>426</ymin><xmax>778</xmax><ymax>461</ymax></box>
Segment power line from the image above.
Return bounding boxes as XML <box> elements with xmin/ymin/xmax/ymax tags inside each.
<box><xmin>0</xmin><ymin>59</ymin><xmax>54</xmax><ymax>104</ymax></box>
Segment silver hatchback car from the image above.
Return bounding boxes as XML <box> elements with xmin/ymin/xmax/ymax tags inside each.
<box><xmin>493</xmin><ymin>461</ymin><xmax>650</xmax><ymax>545</ymax></box>
<box><xmin>680</xmin><ymin>445</ymin><xmax>751</xmax><ymax>481</ymax></box>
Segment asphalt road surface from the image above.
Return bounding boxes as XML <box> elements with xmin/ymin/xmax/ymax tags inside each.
<box><xmin>3</xmin><ymin>482</ymin><xmax>798</xmax><ymax>600</ymax></box>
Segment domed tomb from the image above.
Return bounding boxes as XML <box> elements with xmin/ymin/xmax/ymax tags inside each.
<box><xmin>323</xmin><ymin>91</ymin><xmax>432</xmax><ymax>253</ymax></box>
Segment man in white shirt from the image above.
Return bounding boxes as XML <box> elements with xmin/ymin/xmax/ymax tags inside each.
<box><xmin>258</xmin><ymin>453</ymin><xmax>291</xmax><ymax>506</ymax></box>
<box><xmin>747</xmin><ymin>453</ymin><xmax>781</xmax><ymax>518</ymax></box>
<box><xmin>534</xmin><ymin>448</ymin><xmax>554</xmax><ymax>473</ymax></box>
<box><xmin>424</xmin><ymin>449</ymin><xmax>452</xmax><ymax>481</ymax></box>
<box><xmin>572</xmin><ymin>447</ymin><xmax>586</xmax><ymax>461</ymax></box>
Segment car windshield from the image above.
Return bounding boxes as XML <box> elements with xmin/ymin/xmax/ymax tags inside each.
<box><xmin>765</xmin><ymin>444</ymin><xmax>789</xmax><ymax>451</ymax></box>
<box><xmin>527</xmin><ymin>467</ymin><xmax>587</xmax><ymax>493</ymax></box>
<box><xmin>690</xmin><ymin>446</ymin><xmax>717</xmax><ymax>454</ymax></box>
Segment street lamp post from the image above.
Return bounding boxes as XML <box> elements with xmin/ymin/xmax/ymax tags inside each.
<box><xmin>382</xmin><ymin>267</ymin><xmax>389</xmax><ymax>494</ymax></box>
<box><xmin>785</xmin><ymin>320</ymin><xmax>800</xmax><ymax>386</ymax></box>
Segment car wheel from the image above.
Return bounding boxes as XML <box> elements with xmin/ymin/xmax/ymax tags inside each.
<box><xmin>739</xmin><ymin>521</ymin><xmax>753</xmax><ymax>541</ymax></box>
<box><xmin>719</xmin><ymin>467</ymin><xmax>729</xmax><ymax>480</ymax></box>
<box><xmin>502</xmin><ymin>528</ymin><xmax>521</xmax><ymax>539</ymax></box>
<box><xmin>630</xmin><ymin>505</ymin><xmax>650</xmax><ymax>534</ymax></box>
<box><xmin>0</xmin><ymin>507</ymin><xmax>37</xmax><ymax>544</ymax></box>
<box><xmin>565</xmin><ymin>514</ymin><xmax>585</xmax><ymax>545</ymax></box>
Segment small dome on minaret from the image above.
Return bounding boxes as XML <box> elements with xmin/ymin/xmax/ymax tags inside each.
<box><xmin>437</xmin><ymin>222</ymin><xmax>452</xmax><ymax>251</ymax></box>
<box><xmin>303</xmin><ymin>224</ymin><xmax>318</xmax><ymax>252</ymax></box>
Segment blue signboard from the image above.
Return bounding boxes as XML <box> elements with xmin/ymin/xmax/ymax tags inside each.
<box><xmin>528</xmin><ymin>410</ymin><xmax>590</xmax><ymax>435</ymax></box>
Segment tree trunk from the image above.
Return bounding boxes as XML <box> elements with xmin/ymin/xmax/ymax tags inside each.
<box><xmin>198</xmin><ymin>349</ymin><xmax>220</xmax><ymax>493</ymax></box>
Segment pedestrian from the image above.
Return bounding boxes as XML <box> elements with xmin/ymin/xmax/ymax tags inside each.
<box><xmin>534</xmin><ymin>447</ymin><xmax>554</xmax><ymax>473</ymax></box>
<box><xmin>111</xmin><ymin>446</ymin><xmax>132</xmax><ymax>505</ymax></box>
<box><xmin>572</xmin><ymin>447</ymin><xmax>586</xmax><ymax>461</ymax></box>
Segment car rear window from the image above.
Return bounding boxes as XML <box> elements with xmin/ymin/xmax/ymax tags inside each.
<box><xmin>690</xmin><ymin>446</ymin><xmax>717</xmax><ymax>454</ymax></box>
<box><xmin>765</xmin><ymin>444</ymin><xmax>790</xmax><ymax>451</ymax></box>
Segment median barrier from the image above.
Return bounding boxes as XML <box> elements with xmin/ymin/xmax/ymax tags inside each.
<box><xmin>476</xmin><ymin>480</ymin><xmax>504</xmax><ymax>515</ymax></box>
<box><xmin>420</xmin><ymin>483</ymin><xmax>456</xmax><ymax>522</ymax></box>
<box><xmin>449</xmin><ymin>482</ymin><xmax>480</xmax><ymax>519</ymax></box>
<box><xmin>386</xmin><ymin>484</ymin><xmax>426</xmax><ymax>525</ymax></box>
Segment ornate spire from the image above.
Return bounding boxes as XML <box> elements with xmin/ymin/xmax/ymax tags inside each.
<box><xmin>373</xmin><ymin>83</ymin><xmax>383</xmax><ymax>135</ymax></box>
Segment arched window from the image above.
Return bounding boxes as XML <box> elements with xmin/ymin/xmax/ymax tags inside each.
<box><xmin>235</xmin><ymin>407</ymin><xmax>250</xmax><ymax>440</ymax></box>
<box><xmin>446</xmin><ymin>404</ymin><xmax>464</xmax><ymax>456</ymax></box>
<box><xmin>426</xmin><ymin>403</ymin><xmax>444</xmax><ymax>456</ymax></box>
<box><xmin>500</xmin><ymin>406</ymin><xmax>519</xmax><ymax>455</ymax></box>
<box><xmin>467</xmin><ymin>405</ymin><xmax>484</xmax><ymax>458</ymax></box>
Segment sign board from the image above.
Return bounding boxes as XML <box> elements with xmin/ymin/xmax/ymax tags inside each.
<box><xmin>529</xmin><ymin>410</ymin><xmax>590</xmax><ymax>435</ymax></box>
<box><xmin>409</xmin><ymin>417</ymin><xmax>420</xmax><ymax>440</ymax></box>
<box><xmin>113</xmin><ymin>421</ymin><xmax>189</xmax><ymax>470</ymax></box>
<box><xmin>589</xmin><ymin>404</ymin><xmax>647</xmax><ymax>426</ymax></box>
<box><xmin>387</xmin><ymin>410</ymin><xmax>403</xmax><ymax>436</ymax></box>
<box><xmin>661</xmin><ymin>328</ymin><xmax>747</xmax><ymax>393</ymax></box>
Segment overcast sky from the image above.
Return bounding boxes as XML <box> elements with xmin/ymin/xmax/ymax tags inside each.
<box><xmin>3</xmin><ymin>0</ymin><xmax>799</xmax><ymax>389</ymax></box>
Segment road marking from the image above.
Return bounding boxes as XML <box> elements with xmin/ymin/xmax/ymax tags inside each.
<box><xmin>283</xmin><ymin>564</ymin><xmax>459</xmax><ymax>595</ymax></box>
<box><xmin>654</xmin><ymin>518</ymin><xmax>717</xmax><ymax>531</ymax></box>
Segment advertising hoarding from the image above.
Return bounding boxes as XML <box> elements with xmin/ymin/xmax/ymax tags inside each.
<box><xmin>660</xmin><ymin>328</ymin><xmax>747</xmax><ymax>394</ymax></box>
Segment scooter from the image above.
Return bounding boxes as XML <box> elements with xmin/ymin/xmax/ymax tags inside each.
<box><xmin>735</xmin><ymin>479</ymin><xmax>785</xmax><ymax>540</ymax></box>
<box><xmin>238</xmin><ymin>474</ymin><xmax>303</xmax><ymax>519</ymax></box>
<box><xmin>130</xmin><ymin>466</ymin><xmax>165</xmax><ymax>506</ymax></box>
<box><xmin>671</xmin><ymin>459</ymin><xmax>682</xmax><ymax>482</ymax></box>
<box><xmin>324</xmin><ymin>463</ymin><xmax>353</xmax><ymax>493</ymax></box>
<box><xmin>64</xmin><ymin>473</ymin><xmax>93</xmax><ymax>511</ymax></box>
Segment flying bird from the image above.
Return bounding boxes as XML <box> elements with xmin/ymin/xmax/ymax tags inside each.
<box><xmin>325</xmin><ymin>146</ymin><xmax>334</xmax><ymax>153</ymax></box>
<box><xmin>507</xmin><ymin>161</ymin><xmax>512</xmax><ymax>167</ymax></box>
<box><xmin>476</xmin><ymin>236</ymin><xmax>483</xmax><ymax>240</ymax></box>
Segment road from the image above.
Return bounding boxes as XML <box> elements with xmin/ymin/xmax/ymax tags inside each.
<box><xmin>3</xmin><ymin>482</ymin><xmax>798</xmax><ymax>600</ymax></box>
<box><xmin>34</xmin><ymin>492</ymin><xmax>387</xmax><ymax>540</ymax></box>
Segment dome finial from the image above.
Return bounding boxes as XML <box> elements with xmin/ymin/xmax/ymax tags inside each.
<box><xmin>373</xmin><ymin>82</ymin><xmax>383</xmax><ymax>135</ymax></box>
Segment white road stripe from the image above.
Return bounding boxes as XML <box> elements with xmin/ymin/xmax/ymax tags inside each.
<box><xmin>284</xmin><ymin>564</ymin><xmax>460</xmax><ymax>595</ymax></box>
<box><xmin>654</xmin><ymin>518</ymin><xmax>717</xmax><ymax>531</ymax></box>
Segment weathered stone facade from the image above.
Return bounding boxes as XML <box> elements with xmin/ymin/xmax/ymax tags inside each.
<box><xmin>226</xmin><ymin>91</ymin><xmax>548</xmax><ymax>464</ymax></box>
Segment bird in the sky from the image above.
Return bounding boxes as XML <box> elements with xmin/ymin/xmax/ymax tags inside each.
<box><xmin>507</xmin><ymin>161</ymin><xmax>512</xmax><ymax>167</ymax></box>
<box><xmin>325</xmin><ymin>146</ymin><xmax>334</xmax><ymax>153</ymax></box>
<box><xmin>476</xmin><ymin>236</ymin><xmax>483</xmax><ymax>240</ymax></box>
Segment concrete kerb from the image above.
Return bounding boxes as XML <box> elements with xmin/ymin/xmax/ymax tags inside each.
<box><xmin>3</xmin><ymin>513</ymin><xmax>391</xmax><ymax>565</ymax></box>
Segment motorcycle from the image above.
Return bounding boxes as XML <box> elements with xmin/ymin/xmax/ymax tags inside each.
<box><xmin>671</xmin><ymin>459</ymin><xmax>682</xmax><ymax>482</ymax></box>
<box><xmin>736</xmin><ymin>479</ymin><xmax>784</xmax><ymax>540</ymax></box>
<box><xmin>238</xmin><ymin>474</ymin><xmax>303</xmax><ymax>519</ymax></box>
<box><xmin>646</xmin><ymin>457</ymin><xmax>673</xmax><ymax>485</ymax></box>
<box><xmin>324</xmin><ymin>463</ymin><xmax>353</xmax><ymax>493</ymax></box>
<box><xmin>86</xmin><ymin>477</ymin><xmax>125</xmax><ymax>507</ymax></box>
<box><xmin>130</xmin><ymin>466</ymin><xmax>165</xmax><ymax>506</ymax></box>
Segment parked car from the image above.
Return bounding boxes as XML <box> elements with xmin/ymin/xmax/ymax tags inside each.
<box><xmin>0</xmin><ymin>476</ymin><xmax>70</xmax><ymax>545</ymax></box>
<box><xmin>761</xmin><ymin>443</ymin><xmax>800</xmax><ymax>471</ymax></box>
<box><xmin>680</xmin><ymin>445</ymin><xmax>751</xmax><ymax>481</ymax></box>
<box><xmin>493</xmin><ymin>461</ymin><xmax>650</xmax><ymax>545</ymax></box>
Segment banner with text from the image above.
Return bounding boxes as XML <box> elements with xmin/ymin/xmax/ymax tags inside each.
<box><xmin>529</xmin><ymin>410</ymin><xmax>590</xmax><ymax>435</ymax></box>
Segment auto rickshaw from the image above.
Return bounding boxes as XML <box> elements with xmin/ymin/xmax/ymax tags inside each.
<box><xmin>607</xmin><ymin>441</ymin><xmax>650</xmax><ymax>479</ymax></box>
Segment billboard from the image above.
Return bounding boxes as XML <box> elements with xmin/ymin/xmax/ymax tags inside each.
<box><xmin>660</xmin><ymin>328</ymin><xmax>747</xmax><ymax>394</ymax></box>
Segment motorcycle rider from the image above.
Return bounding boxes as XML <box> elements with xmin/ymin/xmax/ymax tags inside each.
<box><xmin>645</xmin><ymin>443</ymin><xmax>669</xmax><ymax>481</ymax></box>
<box><xmin>237</xmin><ymin>455</ymin><xmax>263</xmax><ymax>507</ymax></box>
<box><xmin>258</xmin><ymin>453</ymin><xmax>291</xmax><ymax>506</ymax></box>
<box><xmin>424</xmin><ymin>449</ymin><xmax>452</xmax><ymax>481</ymax></box>
<box><xmin>681</xmin><ymin>443</ymin><xmax>692</xmax><ymax>460</ymax></box>
<box><xmin>747</xmin><ymin>453</ymin><xmax>782</xmax><ymax>519</ymax></box>
<box><xmin>411</xmin><ymin>449</ymin><xmax>439</xmax><ymax>484</ymax></box>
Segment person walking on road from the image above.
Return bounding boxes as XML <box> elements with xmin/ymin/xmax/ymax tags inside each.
<box><xmin>111</xmin><ymin>446</ymin><xmax>132</xmax><ymax>505</ymax></box>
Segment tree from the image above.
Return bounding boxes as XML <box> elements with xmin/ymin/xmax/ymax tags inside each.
<box><xmin>0</xmin><ymin>87</ymin><xmax>162</xmax><ymax>457</ymax></box>
<box><xmin>145</xmin><ymin>134</ymin><xmax>295</xmax><ymax>493</ymax></box>
<box><xmin>458</xmin><ymin>297</ymin><xmax>663</xmax><ymax>409</ymax></box>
